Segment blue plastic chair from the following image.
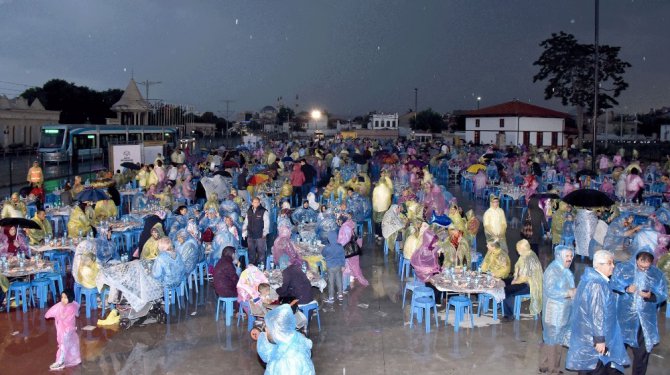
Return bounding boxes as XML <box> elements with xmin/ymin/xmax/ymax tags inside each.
<box><xmin>39</xmin><ymin>272</ymin><xmax>63</xmax><ymax>297</ymax></box>
<box><xmin>477</xmin><ymin>293</ymin><xmax>503</xmax><ymax>320</ymax></box>
<box><xmin>236</xmin><ymin>248</ymin><xmax>249</xmax><ymax>267</ymax></box>
<box><xmin>187</xmin><ymin>269</ymin><xmax>199</xmax><ymax>294</ymax></box>
<box><xmin>237</xmin><ymin>301</ymin><xmax>256</xmax><ymax>331</ymax></box>
<box><xmin>50</xmin><ymin>251</ymin><xmax>72</xmax><ymax>275</ymax></box>
<box><xmin>196</xmin><ymin>260</ymin><xmax>208</xmax><ymax>286</ymax></box>
<box><xmin>298</xmin><ymin>301</ymin><xmax>321</xmax><ymax>333</ymax></box>
<box><xmin>163</xmin><ymin>280</ymin><xmax>187</xmax><ymax>315</ymax></box>
<box><xmin>6</xmin><ymin>282</ymin><xmax>33</xmax><ymax>312</ymax></box>
<box><xmin>399</xmin><ymin>257</ymin><xmax>414</xmax><ymax>282</ymax></box>
<box><xmin>402</xmin><ymin>279</ymin><xmax>424</xmax><ymax>309</ymax></box>
<box><xmin>513</xmin><ymin>293</ymin><xmax>537</xmax><ymax>320</ymax></box>
<box><xmin>31</xmin><ymin>278</ymin><xmax>52</xmax><ymax>308</ymax></box>
<box><xmin>75</xmin><ymin>283</ymin><xmax>100</xmax><ymax>318</ymax></box>
<box><xmin>446</xmin><ymin>295</ymin><xmax>475</xmax><ymax>331</ymax></box>
<box><xmin>265</xmin><ymin>255</ymin><xmax>275</xmax><ymax>270</ymax></box>
<box><xmin>409</xmin><ymin>286</ymin><xmax>438</xmax><ymax>332</ymax></box>
<box><xmin>216</xmin><ymin>297</ymin><xmax>237</xmax><ymax>326</ymax></box>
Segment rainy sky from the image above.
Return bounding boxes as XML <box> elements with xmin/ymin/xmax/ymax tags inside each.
<box><xmin>0</xmin><ymin>0</ymin><xmax>668</xmax><ymax>118</ymax></box>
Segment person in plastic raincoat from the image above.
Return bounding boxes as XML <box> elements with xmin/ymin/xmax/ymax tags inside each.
<box><xmin>203</xmin><ymin>193</ymin><xmax>220</xmax><ymax>214</ymax></box>
<box><xmin>502</xmin><ymin>239</ymin><xmax>542</xmax><ymax>320</ymax></box>
<box><xmin>26</xmin><ymin>209</ymin><xmax>53</xmax><ymax>245</ymax></box>
<box><xmin>567</xmin><ymin>250</ymin><xmax>630</xmax><ymax>374</ymax></box>
<box><xmin>141</xmin><ymin>224</ymin><xmax>165</xmax><ymax>260</ymax></box>
<box><xmin>372</xmin><ymin>171</ymin><xmax>393</xmax><ymax>240</ymax></box>
<box><xmin>480</xmin><ymin>239</ymin><xmax>511</xmax><ymax>279</ymax></box>
<box><xmin>67</xmin><ymin>202</ymin><xmax>93</xmax><ymax>238</ymax></box>
<box><xmin>550</xmin><ymin>202</ymin><xmax>571</xmax><ymax>246</ymax></box>
<box><xmin>152</xmin><ymin>237</ymin><xmax>186</xmax><ymax>288</ymax></box>
<box><xmin>382</xmin><ymin>204</ymin><xmax>406</xmax><ymax>252</ymax></box>
<box><xmin>440</xmin><ymin>224</ymin><xmax>470</xmax><ymax>269</ymax></box>
<box><xmin>1</xmin><ymin>192</ymin><xmax>27</xmax><ymax>219</ymax></box>
<box><xmin>257</xmin><ymin>303</ymin><xmax>316</xmax><ymax>375</ymax></box>
<box><xmin>175</xmin><ymin>229</ymin><xmax>202</xmax><ymax>275</ymax></box>
<box><xmin>610</xmin><ymin>248</ymin><xmax>667</xmax><ymax>374</ymax></box>
<box><xmin>93</xmin><ymin>198</ymin><xmax>117</xmax><ymax>225</ymax></box>
<box><xmin>539</xmin><ymin>245</ymin><xmax>576</xmax><ymax>374</ymax></box>
<box><xmin>483</xmin><ymin>195</ymin><xmax>508</xmax><ymax>252</ymax></box>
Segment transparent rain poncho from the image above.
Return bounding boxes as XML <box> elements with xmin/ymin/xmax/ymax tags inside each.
<box><xmin>602</xmin><ymin>214</ymin><xmax>633</xmax><ymax>253</ymax></box>
<box><xmin>542</xmin><ymin>245</ymin><xmax>575</xmax><ymax>346</ymax></box>
<box><xmin>345</xmin><ymin>193</ymin><xmax>371</xmax><ymax>222</ymax></box>
<box><xmin>200</xmin><ymin>175</ymin><xmax>232</xmax><ymax>202</ymax></box>
<box><xmin>567</xmin><ymin>267</ymin><xmax>630</xmax><ymax>372</ymax></box>
<box><xmin>257</xmin><ymin>304</ymin><xmax>315</xmax><ymax>375</ymax></box>
<box><xmin>423</xmin><ymin>184</ymin><xmax>447</xmax><ymax>217</ymax></box>
<box><xmin>72</xmin><ymin>240</ymin><xmax>97</xmax><ymax>287</ymax></box>
<box><xmin>410</xmin><ymin>229</ymin><xmax>440</xmax><ymax>282</ymax></box>
<box><xmin>632</xmin><ymin>228</ymin><xmax>658</xmax><ymax>255</ymax></box>
<box><xmin>152</xmin><ymin>251</ymin><xmax>186</xmax><ymax>289</ymax></box>
<box><xmin>610</xmin><ymin>248</ymin><xmax>668</xmax><ymax>352</ymax></box>
<box><xmin>315</xmin><ymin>212</ymin><xmax>338</xmax><ymax>242</ymax></box>
<box><xmin>574</xmin><ymin>208</ymin><xmax>597</xmax><ymax>257</ymax></box>
<box><xmin>211</xmin><ymin>223</ymin><xmax>238</xmax><ymax>261</ymax></box>
<box><xmin>513</xmin><ymin>243</ymin><xmax>543</xmax><ymax>316</ymax></box>
<box><xmin>654</xmin><ymin>206</ymin><xmax>670</xmax><ymax>226</ymax></box>
<box><xmin>219</xmin><ymin>199</ymin><xmax>240</xmax><ymax>217</ymax></box>
<box><xmin>291</xmin><ymin>206</ymin><xmax>318</xmax><ymax>224</ymax></box>
<box><xmin>175</xmin><ymin>229</ymin><xmax>202</xmax><ymax>274</ymax></box>
<box><xmin>272</xmin><ymin>225</ymin><xmax>302</xmax><ymax>266</ymax></box>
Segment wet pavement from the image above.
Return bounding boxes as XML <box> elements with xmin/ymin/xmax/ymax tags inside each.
<box><xmin>1</xmin><ymin>186</ymin><xmax>668</xmax><ymax>374</ymax></box>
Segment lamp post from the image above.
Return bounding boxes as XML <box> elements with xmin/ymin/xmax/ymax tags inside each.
<box><xmin>476</xmin><ymin>96</ymin><xmax>482</xmax><ymax>109</ymax></box>
<box><xmin>591</xmin><ymin>0</ymin><xmax>599</xmax><ymax>170</ymax></box>
<box><xmin>311</xmin><ymin>110</ymin><xmax>322</xmax><ymax>131</ymax></box>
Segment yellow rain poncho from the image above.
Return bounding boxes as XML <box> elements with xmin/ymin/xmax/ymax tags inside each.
<box><xmin>76</xmin><ymin>253</ymin><xmax>100</xmax><ymax>289</ymax></box>
<box><xmin>551</xmin><ymin>201</ymin><xmax>571</xmax><ymax>245</ymax></box>
<box><xmin>447</xmin><ymin>205</ymin><xmax>466</xmax><ymax>233</ymax></box>
<box><xmin>136</xmin><ymin>168</ymin><xmax>148</xmax><ymax>189</ymax></box>
<box><xmin>403</xmin><ymin>223</ymin><xmax>425</xmax><ymax>260</ymax></box>
<box><xmin>141</xmin><ymin>224</ymin><xmax>165</xmax><ymax>260</ymax></box>
<box><xmin>483</xmin><ymin>200</ymin><xmax>508</xmax><ymax>252</ymax></box>
<box><xmin>27</xmin><ymin>213</ymin><xmax>53</xmax><ymax>245</ymax></box>
<box><xmin>155</xmin><ymin>187</ymin><xmax>174</xmax><ymax>210</ymax></box>
<box><xmin>1</xmin><ymin>193</ymin><xmax>27</xmax><ymax>219</ymax></box>
<box><xmin>204</xmin><ymin>193</ymin><xmax>219</xmax><ymax>213</ymax></box>
<box><xmin>513</xmin><ymin>240</ymin><xmax>543</xmax><ymax>316</ymax></box>
<box><xmin>372</xmin><ymin>176</ymin><xmax>392</xmax><ymax>225</ymax></box>
<box><xmin>278</xmin><ymin>180</ymin><xmax>293</xmax><ymax>201</ymax></box>
<box><xmin>67</xmin><ymin>205</ymin><xmax>93</xmax><ymax>238</ymax></box>
<box><xmin>440</xmin><ymin>233</ymin><xmax>470</xmax><ymax>269</ymax></box>
<box><xmin>94</xmin><ymin>199</ymin><xmax>118</xmax><ymax>225</ymax></box>
<box><xmin>480</xmin><ymin>243</ymin><xmax>511</xmax><ymax>279</ymax></box>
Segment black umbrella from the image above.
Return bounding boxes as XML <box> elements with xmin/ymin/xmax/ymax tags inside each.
<box><xmin>281</xmin><ymin>156</ymin><xmax>293</xmax><ymax>162</ymax></box>
<box><xmin>107</xmin><ymin>186</ymin><xmax>121</xmax><ymax>206</ymax></box>
<box><xmin>352</xmin><ymin>154</ymin><xmax>368</xmax><ymax>165</ymax></box>
<box><xmin>121</xmin><ymin>162</ymin><xmax>141</xmax><ymax>170</ymax></box>
<box><xmin>0</xmin><ymin>217</ymin><xmax>42</xmax><ymax>230</ymax></box>
<box><xmin>562</xmin><ymin>189</ymin><xmax>614</xmax><ymax>208</ymax></box>
<box><xmin>532</xmin><ymin>192</ymin><xmax>561</xmax><ymax>200</ymax></box>
<box><xmin>75</xmin><ymin>188</ymin><xmax>109</xmax><ymax>203</ymax></box>
<box><xmin>576</xmin><ymin>169</ymin><xmax>598</xmax><ymax>179</ymax></box>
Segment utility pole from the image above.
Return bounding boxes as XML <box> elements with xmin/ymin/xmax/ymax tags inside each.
<box><xmin>138</xmin><ymin>80</ymin><xmax>162</xmax><ymax>101</ymax></box>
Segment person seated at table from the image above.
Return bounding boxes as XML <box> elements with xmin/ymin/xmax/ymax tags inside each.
<box><xmin>140</xmin><ymin>223</ymin><xmax>166</xmax><ymax>260</ymax></box>
<box><xmin>93</xmin><ymin>197</ymin><xmax>117</xmax><ymax>225</ymax></box>
<box><xmin>175</xmin><ymin>229</ymin><xmax>201</xmax><ymax>275</ymax></box>
<box><xmin>168</xmin><ymin>206</ymin><xmax>189</xmax><ymax>238</ymax></box>
<box><xmin>480</xmin><ymin>240</ymin><xmax>511</xmax><ymax>279</ymax></box>
<box><xmin>596</xmin><ymin>213</ymin><xmax>642</xmax><ymax>255</ymax></box>
<box><xmin>76</xmin><ymin>252</ymin><xmax>100</xmax><ymax>290</ymax></box>
<box><xmin>272</xmin><ymin>224</ymin><xmax>301</xmax><ymax>266</ymax></box>
<box><xmin>26</xmin><ymin>209</ymin><xmax>53</xmax><ymax>245</ymax></box>
<box><xmin>213</xmin><ymin>246</ymin><xmax>240</xmax><ymax>300</ymax></box>
<box><xmin>67</xmin><ymin>202</ymin><xmax>94</xmax><ymax>239</ymax></box>
<box><xmin>292</xmin><ymin>200</ymin><xmax>318</xmax><ymax>224</ymax></box>
<box><xmin>198</xmin><ymin>208</ymin><xmax>221</xmax><ymax>239</ymax></box>
<box><xmin>1</xmin><ymin>192</ymin><xmax>27</xmax><ymax>219</ymax></box>
<box><xmin>440</xmin><ymin>224</ymin><xmax>471</xmax><ymax>269</ymax></box>
<box><xmin>155</xmin><ymin>186</ymin><xmax>174</xmax><ymax>210</ymax></box>
<box><xmin>1</xmin><ymin>226</ymin><xmax>28</xmax><ymax>256</ymax></box>
<box><xmin>236</xmin><ymin>264</ymin><xmax>269</xmax><ymax>303</ymax></box>
<box><xmin>203</xmin><ymin>193</ymin><xmax>220</xmax><ymax>214</ymax></box>
<box><xmin>382</xmin><ymin>204</ymin><xmax>407</xmax><ymax>253</ymax></box>
<box><xmin>276</xmin><ymin>254</ymin><xmax>314</xmax><ymax>305</ymax></box>
<box><xmin>152</xmin><ymin>237</ymin><xmax>186</xmax><ymax>288</ymax></box>
<box><xmin>410</xmin><ymin>226</ymin><xmax>442</xmax><ymax>304</ymax></box>
<box><xmin>501</xmin><ymin>239</ymin><xmax>543</xmax><ymax>321</ymax></box>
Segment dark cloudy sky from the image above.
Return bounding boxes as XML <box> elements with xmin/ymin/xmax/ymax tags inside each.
<box><xmin>1</xmin><ymin>0</ymin><xmax>668</xmax><ymax>118</ymax></box>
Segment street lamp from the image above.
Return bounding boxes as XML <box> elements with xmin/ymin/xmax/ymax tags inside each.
<box><xmin>311</xmin><ymin>110</ymin><xmax>322</xmax><ymax>131</ymax></box>
<box><xmin>476</xmin><ymin>96</ymin><xmax>482</xmax><ymax>109</ymax></box>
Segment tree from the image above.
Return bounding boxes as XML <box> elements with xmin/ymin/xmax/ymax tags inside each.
<box><xmin>533</xmin><ymin>32</ymin><xmax>631</xmax><ymax>146</ymax></box>
<box><xmin>276</xmin><ymin>106</ymin><xmax>295</xmax><ymax>125</ymax></box>
<box><xmin>410</xmin><ymin>108</ymin><xmax>445</xmax><ymax>133</ymax></box>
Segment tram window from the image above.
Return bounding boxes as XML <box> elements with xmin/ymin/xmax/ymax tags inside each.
<box><xmin>73</xmin><ymin>134</ymin><xmax>96</xmax><ymax>149</ymax></box>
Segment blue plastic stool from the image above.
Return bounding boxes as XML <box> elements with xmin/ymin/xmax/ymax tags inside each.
<box><xmin>37</xmin><ymin>271</ymin><xmax>62</xmax><ymax>301</ymax></box>
<box><xmin>163</xmin><ymin>281</ymin><xmax>187</xmax><ymax>315</ymax></box>
<box><xmin>446</xmin><ymin>295</ymin><xmax>474</xmax><ymax>331</ymax></box>
<box><xmin>402</xmin><ymin>279</ymin><xmax>424</xmax><ymax>309</ymax></box>
<box><xmin>355</xmin><ymin>222</ymin><xmax>364</xmax><ymax>237</ymax></box>
<box><xmin>51</xmin><ymin>251</ymin><xmax>71</xmax><ymax>275</ymax></box>
<box><xmin>6</xmin><ymin>282</ymin><xmax>32</xmax><ymax>312</ymax></box>
<box><xmin>31</xmin><ymin>278</ymin><xmax>52</xmax><ymax>308</ymax></box>
<box><xmin>75</xmin><ymin>283</ymin><xmax>100</xmax><ymax>318</ymax></box>
<box><xmin>357</xmin><ymin>218</ymin><xmax>373</xmax><ymax>237</ymax></box>
<box><xmin>111</xmin><ymin>232</ymin><xmax>125</xmax><ymax>259</ymax></box>
<box><xmin>216</xmin><ymin>297</ymin><xmax>237</xmax><ymax>326</ymax></box>
<box><xmin>298</xmin><ymin>301</ymin><xmax>321</xmax><ymax>333</ymax></box>
<box><xmin>99</xmin><ymin>287</ymin><xmax>112</xmax><ymax>316</ymax></box>
<box><xmin>265</xmin><ymin>255</ymin><xmax>275</xmax><ymax>270</ymax></box>
<box><xmin>196</xmin><ymin>260</ymin><xmax>208</xmax><ymax>285</ymax></box>
<box><xmin>399</xmin><ymin>258</ymin><xmax>413</xmax><ymax>282</ymax></box>
<box><xmin>409</xmin><ymin>286</ymin><xmax>434</xmax><ymax>323</ymax></box>
<box><xmin>477</xmin><ymin>293</ymin><xmax>503</xmax><ymax>320</ymax></box>
<box><xmin>410</xmin><ymin>296</ymin><xmax>439</xmax><ymax>333</ymax></box>
<box><xmin>237</xmin><ymin>301</ymin><xmax>256</xmax><ymax>331</ymax></box>
<box><xmin>513</xmin><ymin>293</ymin><xmax>537</xmax><ymax>320</ymax></box>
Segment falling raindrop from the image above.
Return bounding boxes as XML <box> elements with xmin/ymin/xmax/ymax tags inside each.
<box><xmin>570</xmin><ymin>19</ymin><xmax>575</xmax><ymax>24</ymax></box>
<box><xmin>235</xmin><ymin>18</ymin><xmax>239</xmax><ymax>25</ymax></box>
<box><xmin>377</xmin><ymin>46</ymin><xmax>380</xmax><ymax>51</ymax></box>
<box><xmin>123</xmin><ymin>68</ymin><xmax>127</xmax><ymax>72</ymax></box>
<box><xmin>250</xmin><ymin>35</ymin><xmax>253</xmax><ymax>39</ymax></box>
<box><xmin>642</xmin><ymin>56</ymin><xmax>646</xmax><ymax>61</ymax></box>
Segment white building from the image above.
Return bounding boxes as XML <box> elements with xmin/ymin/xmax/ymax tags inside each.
<box><xmin>110</xmin><ymin>79</ymin><xmax>151</xmax><ymax>125</ymax></box>
<box><xmin>0</xmin><ymin>96</ymin><xmax>60</xmax><ymax>148</ymax></box>
<box><xmin>369</xmin><ymin>113</ymin><xmax>398</xmax><ymax>130</ymax></box>
<box><xmin>465</xmin><ymin>100</ymin><xmax>572</xmax><ymax>147</ymax></box>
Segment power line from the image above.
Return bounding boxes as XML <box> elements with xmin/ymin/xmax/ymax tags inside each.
<box><xmin>0</xmin><ymin>80</ymin><xmax>39</xmax><ymax>88</ymax></box>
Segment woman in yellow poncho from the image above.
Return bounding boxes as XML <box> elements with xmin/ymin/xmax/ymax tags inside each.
<box><xmin>447</xmin><ymin>204</ymin><xmax>466</xmax><ymax>233</ymax></box>
<box><xmin>480</xmin><ymin>239</ymin><xmax>511</xmax><ymax>279</ymax></box>
<box><xmin>67</xmin><ymin>203</ymin><xmax>93</xmax><ymax>238</ymax></box>
<box><xmin>203</xmin><ymin>193</ymin><xmax>219</xmax><ymax>213</ymax></box>
<box><xmin>94</xmin><ymin>199</ymin><xmax>118</xmax><ymax>225</ymax></box>
<box><xmin>141</xmin><ymin>223</ymin><xmax>165</xmax><ymax>260</ymax></box>
<box><xmin>76</xmin><ymin>253</ymin><xmax>100</xmax><ymax>289</ymax></box>
<box><xmin>136</xmin><ymin>165</ymin><xmax>149</xmax><ymax>190</ymax></box>
<box><xmin>155</xmin><ymin>186</ymin><xmax>174</xmax><ymax>210</ymax></box>
<box><xmin>551</xmin><ymin>201</ymin><xmax>571</xmax><ymax>246</ymax></box>
<box><xmin>70</xmin><ymin>176</ymin><xmax>84</xmax><ymax>200</ymax></box>
<box><xmin>403</xmin><ymin>221</ymin><xmax>426</xmax><ymax>260</ymax></box>
<box><xmin>482</xmin><ymin>195</ymin><xmax>508</xmax><ymax>253</ymax></box>
<box><xmin>502</xmin><ymin>239</ymin><xmax>543</xmax><ymax>320</ymax></box>
<box><xmin>439</xmin><ymin>224</ymin><xmax>471</xmax><ymax>269</ymax></box>
<box><xmin>372</xmin><ymin>172</ymin><xmax>393</xmax><ymax>239</ymax></box>
<box><xmin>278</xmin><ymin>179</ymin><xmax>293</xmax><ymax>202</ymax></box>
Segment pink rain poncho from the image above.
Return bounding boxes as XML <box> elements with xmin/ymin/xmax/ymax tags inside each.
<box><xmin>338</xmin><ymin>219</ymin><xmax>368</xmax><ymax>286</ymax></box>
<box><xmin>236</xmin><ymin>264</ymin><xmax>268</xmax><ymax>303</ymax></box>
<box><xmin>410</xmin><ymin>229</ymin><xmax>440</xmax><ymax>282</ymax></box>
<box><xmin>423</xmin><ymin>184</ymin><xmax>446</xmax><ymax>219</ymax></box>
<box><xmin>272</xmin><ymin>225</ymin><xmax>302</xmax><ymax>266</ymax></box>
<box><xmin>45</xmin><ymin>301</ymin><xmax>81</xmax><ymax>368</ymax></box>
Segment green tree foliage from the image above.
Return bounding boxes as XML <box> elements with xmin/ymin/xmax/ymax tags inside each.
<box><xmin>20</xmin><ymin>79</ymin><xmax>123</xmax><ymax>124</ymax></box>
<box><xmin>410</xmin><ymin>108</ymin><xmax>445</xmax><ymax>132</ymax></box>
<box><xmin>276</xmin><ymin>106</ymin><xmax>295</xmax><ymax>124</ymax></box>
<box><xmin>533</xmin><ymin>32</ymin><xmax>631</xmax><ymax>145</ymax></box>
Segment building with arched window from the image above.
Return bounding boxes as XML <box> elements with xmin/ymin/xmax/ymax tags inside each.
<box><xmin>0</xmin><ymin>95</ymin><xmax>60</xmax><ymax>149</ymax></box>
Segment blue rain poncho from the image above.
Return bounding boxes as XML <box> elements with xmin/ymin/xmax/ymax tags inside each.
<box><xmin>566</xmin><ymin>267</ymin><xmax>630</xmax><ymax>372</ymax></box>
<box><xmin>316</xmin><ymin>212</ymin><xmax>338</xmax><ymax>242</ymax></box>
<box><xmin>610</xmin><ymin>249</ymin><xmax>668</xmax><ymax>352</ymax></box>
<box><xmin>542</xmin><ymin>245</ymin><xmax>575</xmax><ymax>346</ymax></box>
<box><xmin>631</xmin><ymin>228</ymin><xmax>658</xmax><ymax>255</ymax></box>
<box><xmin>219</xmin><ymin>199</ymin><xmax>240</xmax><ymax>217</ymax></box>
<box><xmin>655</xmin><ymin>206</ymin><xmax>670</xmax><ymax>226</ymax></box>
<box><xmin>94</xmin><ymin>227</ymin><xmax>116</xmax><ymax>264</ymax></box>
<box><xmin>345</xmin><ymin>192</ymin><xmax>371</xmax><ymax>222</ymax></box>
<box><xmin>602</xmin><ymin>214</ymin><xmax>633</xmax><ymax>253</ymax></box>
<box><xmin>256</xmin><ymin>304</ymin><xmax>315</xmax><ymax>375</ymax></box>
<box><xmin>152</xmin><ymin>251</ymin><xmax>186</xmax><ymax>289</ymax></box>
<box><xmin>292</xmin><ymin>206</ymin><xmax>318</xmax><ymax>224</ymax></box>
<box><xmin>168</xmin><ymin>214</ymin><xmax>188</xmax><ymax>238</ymax></box>
<box><xmin>198</xmin><ymin>215</ymin><xmax>221</xmax><ymax>232</ymax></box>
<box><xmin>175</xmin><ymin>229</ymin><xmax>202</xmax><ymax>274</ymax></box>
<box><xmin>211</xmin><ymin>223</ymin><xmax>238</xmax><ymax>261</ymax></box>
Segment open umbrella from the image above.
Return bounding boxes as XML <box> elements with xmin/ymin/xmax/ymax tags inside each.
<box><xmin>281</xmin><ymin>156</ymin><xmax>293</xmax><ymax>162</ymax></box>
<box><xmin>575</xmin><ymin>169</ymin><xmax>598</xmax><ymax>179</ymax></box>
<box><xmin>0</xmin><ymin>217</ymin><xmax>42</xmax><ymax>230</ymax></box>
<box><xmin>121</xmin><ymin>162</ymin><xmax>141</xmax><ymax>170</ymax></box>
<box><xmin>223</xmin><ymin>160</ymin><xmax>240</xmax><ymax>168</ymax></box>
<box><xmin>466</xmin><ymin>164</ymin><xmax>487</xmax><ymax>173</ymax></box>
<box><xmin>75</xmin><ymin>188</ymin><xmax>109</xmax><ymax>203</ymax></box>
<box><xmin>352</xmin><ymin>154</ymin><xmax>368</xmax><ymax>165</ymax></box>
<box><xmin>248</xmin><ymin>173</ymin><xmax>270</xmax><ymax>186</ymax></box>
<box><xmin>562</xmin><ymin>189</ymin><xmax>614</xmax><ymax>208</ymax></box>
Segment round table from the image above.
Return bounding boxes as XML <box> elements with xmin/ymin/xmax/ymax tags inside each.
<box><xmin>429</xmin><ymin>270</ymin><xmax>505</xmax><ymax>302</ymax></box>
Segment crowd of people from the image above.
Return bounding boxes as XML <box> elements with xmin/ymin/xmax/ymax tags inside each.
<box><xmin>2</xmin><ymin>137</ymin><xmax>670</xmax><ymax>374</ymax></box>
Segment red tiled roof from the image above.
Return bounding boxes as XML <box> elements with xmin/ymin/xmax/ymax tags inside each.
<box><xmin>465</xmin><ymin>100</ymin><xmax>571</xmax><ymax>119</ymax></box>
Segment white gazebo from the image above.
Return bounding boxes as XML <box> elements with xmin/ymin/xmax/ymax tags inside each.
<box><xmin>111</xmin><ymin>79</ymin><xmax>150</xmax><ymax>125</ymax></box>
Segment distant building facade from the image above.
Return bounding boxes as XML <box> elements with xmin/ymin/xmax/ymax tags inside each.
<box><xmin>369</xmin><ymin>113</ymin><xmax>398</xmax><ymax>130</ymax></box>
<box><xmin>0</xmin><ymin>96</ymin><xmax>60</xmax><ymax>148</ymax></box>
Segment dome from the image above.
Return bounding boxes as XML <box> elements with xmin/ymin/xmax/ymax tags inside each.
<box><xmin>261</xmin><ymin>105</ymin><xmax>277</xmax><ymax>113</ymax></box>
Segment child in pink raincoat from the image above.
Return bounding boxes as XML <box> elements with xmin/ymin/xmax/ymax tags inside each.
<box><xmin>45</xmin><ymin>289</ymin><xmax>81</xmax><ymax>371</ymax></box>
